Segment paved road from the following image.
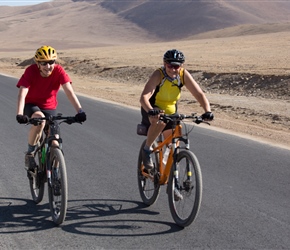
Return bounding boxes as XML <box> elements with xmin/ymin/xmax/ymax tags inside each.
<box><xmin>0</xmin><ymin>74</ymin><xmax>289</xmax><ymax>249</ymax></box>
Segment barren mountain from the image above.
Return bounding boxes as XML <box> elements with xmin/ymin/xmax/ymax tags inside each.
<box><xmin>99</xmin><ymin>0</ymin><xmax>290</xmax><ymax>39</ymax></box>
<box><xmin>0</xmin><ymin>0</ymin><xmax>158</xmax><ymax>50</ymax></box>
<box><xmin>1</xmin><ymin>0</ymin><xmax>290</xmax><ymax>50</ymax></box>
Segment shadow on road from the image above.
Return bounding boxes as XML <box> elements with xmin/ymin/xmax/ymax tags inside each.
<box><xmin>0</xmin><ymin>197</ymin><xmax>184</xmax><ymax>236</ymax></box>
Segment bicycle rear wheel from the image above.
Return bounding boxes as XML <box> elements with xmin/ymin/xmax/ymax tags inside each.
<box><xmin>28</xmin><ymin>141</ymin><xmax>45</xmax><ymax>204</ymax></box>
<box><xmin>168</xmin><ymin>150</ymin><xmax>202</xmax><ymax>227</ymax></box>
<box><xmin>137</xmin><ymin>140</ymin><xmax>160</xmax><ymax>206</ymax></box>
<box><xmin>48</xmin><ymin>147</ymin><xmax>68</xmax><ymax>225</ymax></box>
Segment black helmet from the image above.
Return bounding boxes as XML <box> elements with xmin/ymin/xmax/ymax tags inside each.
<box><xmin>163</xmin><ymin>49</ymin><xmax>185</xmax><ymax>65</ymax></box>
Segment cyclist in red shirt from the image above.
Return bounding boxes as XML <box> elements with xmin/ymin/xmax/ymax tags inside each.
<box><xmin>16</xmin><ymin>45</ymin><xmax>86</xmax><ymax>170</ymax></box>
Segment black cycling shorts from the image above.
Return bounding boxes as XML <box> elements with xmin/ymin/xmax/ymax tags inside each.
<box><xmin>24</xmin><ymin>104</ymin><xmax>60</xmax><ymax>135</ymax></box>
<box><xmin>24</xmin><ymin>103</ymin><xmax>57</xmax><ymax>118</ymax></box>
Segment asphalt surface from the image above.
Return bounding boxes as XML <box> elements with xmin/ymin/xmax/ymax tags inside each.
<box><xmin>0</xmin><ymin>74</ymin><xmax>290</xmax><ymax>250</ymax></box>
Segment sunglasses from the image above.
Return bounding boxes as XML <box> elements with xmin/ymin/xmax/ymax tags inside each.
<box><xmin>166</xmin><ymin>63</ymin><xmax>180</xmax><ymax>70</ymax></box>
<box><xmin>39</xmin><ymin>60</ymin><xmax>55</xmax><ymax>66</ymax></box>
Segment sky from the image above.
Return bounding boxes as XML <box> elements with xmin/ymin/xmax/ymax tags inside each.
<box><xmin>0</xmin><ymin>0</ymin><xmax>52</xmax><ymax>6</ymax></box>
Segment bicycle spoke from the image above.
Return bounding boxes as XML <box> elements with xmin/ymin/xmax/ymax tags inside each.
<box><xmin>48</xmin><ymin>148</ymin><xmax>68</xmax><ymax>225</ymax></box>
<box><xmin>168</xmin><ymin>150</ymin><xmax>202</xmax><ymax>227</ymax></box>
<box><xmin>137</xmin><ymin>140</ymin><xmax>160</xmax><ymax>206</ymax></box>
<box><xmin>28</xmin><ymin>141</ymin><xmax>45</xmax><ymax>204</ymax></box>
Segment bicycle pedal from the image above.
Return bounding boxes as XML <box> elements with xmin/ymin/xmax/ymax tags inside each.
<box><xmin>26</xmin><ymin>171</ymin><xmax>33</xmax><ymax>180</ymax></box>
<box><xmin>142</xmin><ymin>168</ymin><xmax>150</xmax><ymax>175</ymax></box>
<box><xmin>27</xmin><ymin>167</ymin><xmax>36</xmax><ymax>173</ymax></box>
<box><xmin>141</xmin><ymin>168</ymin><xmax>154</xmax><ymax>178</ymax></box>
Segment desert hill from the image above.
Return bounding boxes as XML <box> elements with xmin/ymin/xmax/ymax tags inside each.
<box><xmin>188</xmin><ymin>22</ymin><xmax>290</xmax><ymax>39</ymax></box>
<box><xmin>99</xmin><ymin>0</ymin><xmax>290</xmax><ymax>39</ymax></box>
<box><xmin>0</xmin><ymin>0</ymin><xmax>158</xmax><ymax>50</ymax></box>
<box><xmin>1</xmin><ymin>0</ymin><xmax>290</xmax><ymax>50</ymax></box>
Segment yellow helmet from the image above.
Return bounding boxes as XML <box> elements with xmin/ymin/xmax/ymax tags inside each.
<box><xmin>34</xmin><ymin>45</ymin><xmax>57</xmax><ymax>61</ymax></box>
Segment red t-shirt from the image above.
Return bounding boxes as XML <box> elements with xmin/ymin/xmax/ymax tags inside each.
<box><xmin>17</xmin><ymin>64</ymin><xmax>71</xmax><ymax>109</ymax></box>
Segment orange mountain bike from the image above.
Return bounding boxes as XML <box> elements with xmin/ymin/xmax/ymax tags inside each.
<box><xmin>137</xmin><ymin>113</ymin><xmax>209</xmax><ymax>227</ymax></box>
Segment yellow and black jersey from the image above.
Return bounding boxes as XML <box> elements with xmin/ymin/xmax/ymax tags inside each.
<box><xmin>149</xmin><ymin>67</ymin><xmax>184</xmax><ymax>114</ymax></box>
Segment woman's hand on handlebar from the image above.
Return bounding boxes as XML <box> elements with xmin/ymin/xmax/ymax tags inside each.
<box><xmin>147</xmin><ymin>108</ymin><xmax>163</xmax><ymax>117</ymax></box>
<box><xmin>201</xmin><ymin>111</ymin><xmax>214</xmax><ymax>121</ymax></box>
<box><xmin>16</xmin><ymin>114</ymin><xmax>29</xmax><ymax>124</ymax></box>
<box><xmin>75</xmin><ymin>111</ymin><xmax>86</xmax><ymax>122</ymax></box>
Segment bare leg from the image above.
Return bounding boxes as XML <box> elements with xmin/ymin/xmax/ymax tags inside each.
<box><xmin>28</xmin><ymin>111</ymin><xmax>45</xmax><ymax>147</ymax></box>
<box><xmin>145</xmin><ymin>119</ymin><xmax>166</xmax><ymax>149</ymax></box>
<box><xmin>25</xmin><ymin>111</ymin><xmax>45</xmax><ymax>170</ymax></box>
<box><xmin>142</xmin><ymin>116</ymin><xmax>166</xmax><ymax>170</ymax></box>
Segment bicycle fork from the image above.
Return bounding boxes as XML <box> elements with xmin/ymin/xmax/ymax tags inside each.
<box><xmin>172</xmin><ymin>137</ymin><xmax>192</xmax><ymax>192</ymax></box>
<box><xmin>172</xmin><ymin>138</ymin><xmax>180</xmax><ymax>190</ymax></box>
<box><xmin>45</xmin><ymin>135</ymin><xmax>63</xmax><ymax>187</ymax></box>
<box><xmin>45</xmin><ymin>148</ymin><xmax>53</xmax><ymax>187</ymax></box>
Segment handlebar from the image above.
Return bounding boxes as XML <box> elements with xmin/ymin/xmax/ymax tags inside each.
<box><xmin>28</xmin><ymin>114</ymin><xmax>79</xmax><ymax>126</ymax></box>
<box><xmin>160</xmin><ymin>113</ymin><xmax>210</xmax><ymax>125</ymax></box>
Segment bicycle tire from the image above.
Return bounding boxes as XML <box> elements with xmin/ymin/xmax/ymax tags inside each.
<box><xmin>28</xmin><ymin>141</ymin><xmax>45</xmax><ymax>204</ymax></box>
<box><xmin>168</xmin><ymin>150</ymin><xmax>202</xmax><ymax>227</ymax></box>
<box><xmin>137</xmin><ymin>140</ymin><xmax>160</xmax><ymax>206</ymax></box>
<box><xmin>48</xmin><ymin>147</ymin><xmax>68</xmax><ymax>225</ymax></box>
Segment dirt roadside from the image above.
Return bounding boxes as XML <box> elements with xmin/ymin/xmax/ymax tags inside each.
<box><xmin>0</xmin><ymin>49</ymin><xmax>289</xmax><ymax>150</ymax></box>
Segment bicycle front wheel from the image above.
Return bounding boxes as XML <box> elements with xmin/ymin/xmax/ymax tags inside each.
<box><xmin>137</xmin><ymin>140</ymin><xmax>160</xmax><ymax>206</ymax></box>
<box><xmin>168</xmin><ymin>150</ymin><xmax>202</xmax><ymax>227</ymax></box>
<box><xmin>29</xmin><ymin>141</ymin><xmax>45</xmax><ymax>204</ymax></box>
<box><xmin>48</xmin><ymin>147</ymin><xmax>68</xmax><ymax>225</ymax></box>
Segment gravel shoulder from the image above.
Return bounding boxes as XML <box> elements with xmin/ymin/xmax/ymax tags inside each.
<box><xmin>1</xmin><ymin>42</ymin><xmax>289</xmax><ymax>150</ymax></box>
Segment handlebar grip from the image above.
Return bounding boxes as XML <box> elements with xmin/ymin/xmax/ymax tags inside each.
<box><xmin>28</xmin><ymin>118</ymin><xmax>44</xmax><ymax>126</ymax></box>
<box><xmin>63</xmin><ymin>117</ymin><xmax>77</xmax><ymax>124</ymax></box>
<box><xmin>159</xmin><ymin>113</ymin><xmax>209</xmax><ymax>125</ymax></box>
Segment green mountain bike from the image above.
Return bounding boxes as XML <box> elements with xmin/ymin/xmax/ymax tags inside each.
<box><xmin>26</xmin><ymin>114</ymin><xmax>81</xmax><ymax>225</ymax></box>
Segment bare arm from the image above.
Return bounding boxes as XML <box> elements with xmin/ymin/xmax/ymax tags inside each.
<box><xmin>139</xmin><ymin>69</ymin><xmax>161</xmax><ymax>112</ymax></box>
<box><xmin>17</xmin><ymin>86</ymin><xmax>28</xmax><ymax>115</ymax></box>
<box><xmin>183</xmin><ymin>69</ymin><xmax>211</xmax><ymax>112</ymax></box>
<box><xmin>62</xmin><ymin>82</ymin><xmax>83</xmax><ymax>113</ymax></box>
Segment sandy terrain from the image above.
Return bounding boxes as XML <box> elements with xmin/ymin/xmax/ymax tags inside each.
<box><xmin>1</xmin><ymin>33</ymin><xmax>289</xmax><ymax>150</ymax></box>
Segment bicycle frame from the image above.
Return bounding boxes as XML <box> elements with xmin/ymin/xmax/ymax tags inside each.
<box><xmin>150</xmin><ymin>123</ymin><xmax>188</xmax><ymax>185</ymax></box>
<box><xmin>34</xmin><ymin>120</ymin><xmax>63</xmax><ymax>187</ymax></box>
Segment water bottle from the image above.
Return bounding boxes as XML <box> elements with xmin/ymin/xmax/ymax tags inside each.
<box><xmin>162</xmin><ymin>146</ymin><xmax>170</xmax><ymax>165</ymax></box>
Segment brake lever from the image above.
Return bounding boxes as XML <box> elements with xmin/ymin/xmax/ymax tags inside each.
<box><xmin>194</xmin><ymin>116</ymin><xmax>210</xmax><ymax>125</ymax></box>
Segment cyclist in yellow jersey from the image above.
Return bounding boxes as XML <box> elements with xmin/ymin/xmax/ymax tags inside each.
<box><xmin>140</xmin><ymin>49</ymin><xmax>214</xmax><ymax>170</ymax></box>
